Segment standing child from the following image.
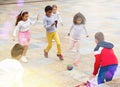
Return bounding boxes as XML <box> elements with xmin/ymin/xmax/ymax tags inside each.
<box><xmin>0</xmin><ymin>44</ymin><xmax>24</xmax><ymax>87</ymax></box>
<box><xmin>13</xmin><ymin>10</ymin><xmax>39</xmax><ymax>62</ymax></box>
<box><xmin>52</xmin><ymin>5</ymin><xmax>63</xmax><ymax>28</ymax></box>
<box><xmin>43</xmin><ymin>5</ymin><xmax>63</xmax><ymax>60</ymax></box>
<box><xmin>68</xmin><ymin>12</ymin><xmax>89</xmax><ymax>66</ymax></box>
<box><xmin>90</xmin><ymin>32</ymin><xmax>118</xmax><ymax>84</ymax></box>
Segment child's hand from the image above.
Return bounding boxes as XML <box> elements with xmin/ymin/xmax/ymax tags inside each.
<box><xmin>51</xmin><ymin>22</ymin><xmax>56</xmax><ymax>26</ymax></box>
<box><xmin>13</xmin><ymin>36</ymin><xmax>16</xmax><ymax>41</ymax></box>
<box><xmin>68</xmin><ymin>33</ymin><xmax>70</xmax><ymax>36</ymax></box>
<box><xmin>61</xmin><ymin>23</ymin><xmax>63</xmax><ymax>26</ymax></box>
<box><xmin>86</xmin><ymin>35</ymin><xmax>89</xmax><ymax>38</ymax></box>
<box><xmin>37</xmin><ymin>14</ymin><xmax>40</xmax><ymax>20</ymax></box>
<box><xmin>89</xmin><ymin>74</ymin><xmax>96</xmax><ymax>80</ymax></box>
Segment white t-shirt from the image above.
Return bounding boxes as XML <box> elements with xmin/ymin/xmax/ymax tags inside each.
<box><xmin>52</xmin><ymin>11</ymin><xmax>62</xmax><ymax>23</ymax></box>
<box><xmin>0</xmin><ymin>59</ymin><xmax>24</xmax><ymax>87</ymax></box>
<box><xmin>69</xmin><ymin>24</ymin><xmax>88</xmax><ymax>40</ymax></box>
<box><xmin>13</xmin><ymin>18</ymin><xmax>37</xmax><ymax>36</ymax></box>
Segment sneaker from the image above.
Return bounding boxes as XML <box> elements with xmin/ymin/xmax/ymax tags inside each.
<box><xmin>21</xmin><ymin>56</ymin><xmax>28</xmax><ymax>63</ymax></box>
<box><xmin>57</xmin><ymin>54</ymin><xmax>64</xmax><ymax>60</ymax></box>
<box><xmin>44</xmin><ymin>50</ymin><xmax>48</xmax><ymax>58</ymax></box>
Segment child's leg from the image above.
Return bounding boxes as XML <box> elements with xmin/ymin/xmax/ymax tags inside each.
<box><xmin>45</xmin><ymin>32</ymin><xmax>53</xmax><ymax>53</ymax></box>
<box><xmin>69</xmin><ymin>39</ymin><xmax>75</xmax><ymax>50</ymax></box>
<box><xmin>74</xmin><ymin>40</ymin><xmax>80</xmax><ymax>66</ymax></box>
<box><xmin>53</xmin><ymin>32</ymin><xmax>61</xmax><ymax>55</ymax></box>
<box><xmin>105</xmin><ymin>64</ymin><xmax>118</xmax><ymax>82</ymax></box>
<box><xmin>97</xmin><ymin>66</ymin><xmax>108</xmax><ymax>84</ymax></box>
<box><xmin>22</xmin><ymin>45</ymin><xmax>28</xmax><ymax>56</ymax></box>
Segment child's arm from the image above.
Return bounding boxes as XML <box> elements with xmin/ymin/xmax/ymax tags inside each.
<box><xmin>57</xmin><ymin>12</ymin><xmax>63</xmax><ymax>25</ymax></box>
<box><xmin>13</xmin><ymin>23</ymin><xmax>21</xmax><ymax>41</ymax></box>
<box><xmin>29</xmin><ymin>14</ymin><xmax>40</xmax><ymax>25</ymax></box>
<box><xmin>68</xmin><ymin>25</ymin><xmax>74</xmax><ymax>36</ymax></box>
<box><xmin>83</xmin><ymin>25</ymin><xmax>89</xmax><ymax>37</ymax></box>
<box><xmin>92</xmin><ymin>48</ymin><xmax>103</xmax><ymax>76</ymax></box>
<box><xmin>43</xmin><ymin>18</ymin><xmax>55</xmax><ymax>29</ymax></box>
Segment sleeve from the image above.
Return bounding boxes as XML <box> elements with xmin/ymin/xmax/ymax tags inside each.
<box><xmin>93</xmin><ymin>54</ymin><xmax>101</xmax><ymax>75</ymax></box>
<box><xmin>29</xmin><ymin>18</ymin><xmax>37</xmax><ymax>25</ymax></box>
<box><xmin>83</xmin><ymin>25</ymin><xmax>88</xmax><ymax>35</ymax></box>
<box><xmin>16</xmin><ymin>66</ymin><xmax>24</xmax><ymax>87</ymax></box>
<box><xmin>69</xmin><ymin>25</ymin><xmax>74</xmax><ymax>33</ymax></box>
<box><xmin>43</xmin><ymin>17</ymin><xmax>52</xmax><ymax>29</ymax></box>
<box><xmin>92</xmin><ymin>47</ymin><xmax>103</xmax><ymax>75</ymax></box>
<box><xmin>57</xmin><ymin>12</ymin><xmax>62</xmax><ymax>23</ymax></box>
<box><xmin>13</xmin><ymin>23</ymin><xmax>21</xmax><ymax>36</ymax></box>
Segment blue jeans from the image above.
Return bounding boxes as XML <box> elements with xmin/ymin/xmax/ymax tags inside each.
<box><xmin>97</xmin><ymin>64</ymin><xmax>118</xmax><ymax>84</ymax></box>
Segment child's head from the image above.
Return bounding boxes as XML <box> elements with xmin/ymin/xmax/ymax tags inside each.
<box><xmin>73</xmin><ymin>12</ymin><xmax>86</xmax><ymax>25</ymax></box>
<box><xmin>15</xmin><ymin>10</ymin><xmax>29</xmax><ymax>26</ymax></box>
<box><xmin>11</xmin><ymin>43</ymin><xmax>24</xmax><ymax>60</ymax></box>
<box><xmin>45</xmin><ymin>5</ymin><xmax>52</xmax><ymax>17</ymax></box>
<box><xmin>52</xmin><ymin>5</ymin><xmax>57</xmax><ymax>13</ymax></box>
<box><xmin>95</xmin><ymin>32</ymin><xmax>104</xmax><ymax>44</ymax></box>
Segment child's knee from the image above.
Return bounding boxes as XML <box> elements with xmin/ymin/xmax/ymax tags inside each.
<box><xmin>48</xmin><ymin>44</ymin><xmax>52</xmax><ymax>48</ymax></box>
<box><xmin>57</xmin><ymin>43</ymin><xmax>61</xmax><ymax>46</ymax></box>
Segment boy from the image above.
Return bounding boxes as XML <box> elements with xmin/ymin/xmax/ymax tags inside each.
<box><xmin>90</xmin><ymin>32</ymin><xmax>118</xmax><ymax>84</ymax></box>
<box><xmin>43</xmin><ymin>5</ymin><xmax>63</xmax><ymax>60</ymax></box>
<box><xmin>0</xmin><ymin>44</ymin><xmax>24</xmax><ymax>87</ymax></box>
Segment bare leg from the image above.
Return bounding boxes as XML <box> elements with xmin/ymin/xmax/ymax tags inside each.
<box><xmin>74</xmin><ymin>40</ymin><xmax>80</xmax><ymax>66</ymax></box>
<box><xmin>22</xmin><ymin>45</ymin><xmax>28</xmax><ymax>56</ymax></box>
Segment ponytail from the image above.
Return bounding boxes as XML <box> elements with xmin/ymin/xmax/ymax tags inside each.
<box><xmin>15</xmin><ymin>10</ymin><xmax>28</xmax><ymax>26</ymax></box>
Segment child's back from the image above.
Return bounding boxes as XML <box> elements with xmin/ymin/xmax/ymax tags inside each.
<box><xmin>94</xmin><ymin>41</ymin><xmax>118</xmax><ymax>67</ymax></box>
<box><xmin>0</xmin><ymin>59</ymin><xmax>23</xmax><ymax>87</ymax></box>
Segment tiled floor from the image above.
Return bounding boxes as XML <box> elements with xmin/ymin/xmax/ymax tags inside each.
<box><xmin>0</xmin><ymin>0</ymin><xmax>120</xmax><ymax>87</ymax></box>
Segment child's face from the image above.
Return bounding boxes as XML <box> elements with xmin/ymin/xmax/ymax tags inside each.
<box><xmin>46</xmin><ymin>10</ymin><xmax>52</xmax><ymax>17</ymax></box>
<box><xmin>22</xmin><ymin>13</ymin><xmax>29</xmax><ymax>21</ymax></box>
<box><xmin>95</xmin><ymin>39</ymin><xmax>98</xmax><ymax>44</ymax></box>
<box><xmin>52</xmin><ymin>7</ymin><xmax>57</xmax><ymax>13</ymax></box>
<box><xmin>76</xmin><ymin>18</ymin><xmax>82</xmax><ymax>24</ymax></box>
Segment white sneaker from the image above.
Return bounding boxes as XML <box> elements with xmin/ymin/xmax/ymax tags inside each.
<box><xmin>21</xmin><ymin>56</ymin><xmax>28</xmax><ymax>63</ymax></box>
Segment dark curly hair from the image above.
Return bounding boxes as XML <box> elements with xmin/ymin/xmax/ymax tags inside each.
<box><xmin>73</xmin><ymin>12</ymin><xmax>86</xmax><ymax>24</ymax></box>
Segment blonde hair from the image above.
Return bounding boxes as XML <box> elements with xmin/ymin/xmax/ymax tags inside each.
<box><xmin>95</xmin><ymin>32</ymin><xmax>104</xmax><ymax>42</ymax></box>
<box><xmin>11</xmin><ymin>44</ymin><xmax>24</xmax><ymax>58</ymax></box>
<box><xmin>73</xmin><ymin>12</ymin><xmax>86</xmax><ymax>24</ymax></box>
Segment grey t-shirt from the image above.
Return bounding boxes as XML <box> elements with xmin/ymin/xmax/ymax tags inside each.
<box><xmin>43</xmin><ymin>15</ymin><xmax>56</xmax><ymax>32</ymax></box>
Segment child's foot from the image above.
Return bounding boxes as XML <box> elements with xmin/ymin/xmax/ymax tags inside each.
<box><xmin>44</xmin><ymin>50</ymin><xmax>48</xmax><ymax>58</ymax></box>
<box><xmin>21</xmin><ymin>56</ymin><xmax>28</xmax><ymax>63</ymax></box>
<box><xmin>57</xmin><ymin>54</ymin><xmax>64</xmax><ymax>61</ymax></box>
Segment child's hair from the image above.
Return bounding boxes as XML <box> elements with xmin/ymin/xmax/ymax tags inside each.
<box><xmin>73</xmin><ymin>12</ymin><xmax>86</xmax><ymax>24</ymax></box>
<box><xmin>52</xmin><ymin>5</ymin><xmax>57</xmax><ymax>8</ymax></box>
<box><xmin>95</xmin><ymin>32</ymin><xmax>104</xmax><ymax>42</ymax></box>
<box><xmin>15</xmin><ymin>10</ymin><xmax>28</xmax><ymax>26</ymax></box>
<box><xmin>45</xmin><ymin>5</ymin><xmax>52</xmax><ymax>12</ymax></box>
<box><xmin>11</xmin><ymin>43</ymin><xmax>24</xmax><ymax>58</ymax></box>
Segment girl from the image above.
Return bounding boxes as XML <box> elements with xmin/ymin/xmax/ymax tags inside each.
<box><xmin>13</xmin><ymin>10</ymin><xmax>40</xmax><ymax>63</ymax></box>
<box><xmin>52</xmin><ymin>5</ymin><xmax>63</xmax><ymax>28</ymax></box>
<box><xmin>68</xmin><ymin>12</ymin><xmax>89</xmax><ymax>66</ymax></box>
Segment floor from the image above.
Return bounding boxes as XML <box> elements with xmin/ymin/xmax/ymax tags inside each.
<box><xmin>0</xmin><ymin>0</ymin><xmax>120</xmax><ymax>87</ymax></box>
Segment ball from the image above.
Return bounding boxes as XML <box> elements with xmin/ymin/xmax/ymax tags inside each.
<box><xmin>67</xmin><ymin>64</ymin><xmax>73</xmax><ymax>71</ymax></box>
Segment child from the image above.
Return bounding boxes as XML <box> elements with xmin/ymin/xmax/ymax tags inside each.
<box><xmin>0</xmin><ymin>44</ymin><xmax>24</xmax><ymax>87</ymax></box>
<box><xmin>68</xmin><ymin>12</ymin><xmax>88</xmax><ymax>66</ymax></box>
<box><xmin>13</xmin><ymin>10</ymin><xmax>39</xmax><ymax>62</ymax></box>
<box><xmin>90</xmin><ymin>32</ymin><xmax>118</xmax><ymax>84</ymax></box>
<box><xmin>52</xmin><ymin>5</ymin><xmax>63</xmax><ymax>28</ymax></box>
<box><xmin>43</xmin><ymin>5</ymin><xmax>63</xmax><ymax>60</ymax></box>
